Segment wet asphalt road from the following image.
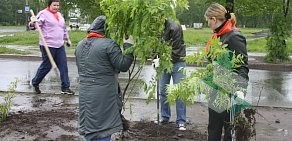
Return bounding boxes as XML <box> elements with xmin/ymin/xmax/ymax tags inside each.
<box><xmin>0</xmin><ymin>56</ymin><xmax>292</xmax><ymax>108</ymax></box>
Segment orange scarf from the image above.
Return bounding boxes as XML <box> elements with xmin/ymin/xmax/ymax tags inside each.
<box><xmin>47</xmin><ymin>8</ymin><xmax>59</xmax><ymax>21</ymax></box>
<box><xmin>87</xmin><ymin>32</ymin><xmax>105</xmax><ymax>38</ymax></box>
<box><xmin>205</xmin><ymin>20</ymin><xmax>237</xmax><ymax>52</ymax></box>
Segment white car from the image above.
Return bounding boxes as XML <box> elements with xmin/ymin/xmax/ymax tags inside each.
<box><xmin>69</xmin><ymin>18</ymin><xmax>79</xmax><ymax>29</ymax></box>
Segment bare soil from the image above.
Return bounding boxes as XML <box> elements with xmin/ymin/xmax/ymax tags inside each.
<box><xmin>0</xmin><ymin>93</ymin><xmax>209</xmax><ymax>141</ymax></box>
<box><xmin>1</xmin><ymin>94</ymin><xmax>292</xmax><ymax>141</ymax></box>
<box><xmin>0</xmin><ymin>106</ymin><xmax>206</xmax><ymax>141</ymax></box>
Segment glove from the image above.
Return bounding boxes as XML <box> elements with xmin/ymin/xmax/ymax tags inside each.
<box><xmin>234</xmin><ymin>91</ymin><xmax>244</xmax><ymax>100</ymax></box>
<box><xmin>152</xmin><ymin>58</ymin><xmax>160</xmax><ymax>69</ymax></box>
<box><xmin>66</xmin><ymin>39</ymin><xmax>72</xmax><ymax>47</ymax></box>
<box><xmin>30</xmin><ymin>16</ymin><xmax>37</xmax><ymax>23</ymax></box>
<box><xmin>234</xmin><ymin>91</ymin><xmax>245</xmax><ymax>106</ymax></box>
<box><xmin>123</xmin><ymin>35</ymin><xmax>134</xmax><ymax>44</ymax></box>
<box><xmin>233</xmin><ymin>91</ymin><xmax>246</xmax><ymax>115</ymax></box>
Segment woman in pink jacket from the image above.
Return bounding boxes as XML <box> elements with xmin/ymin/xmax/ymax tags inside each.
<box><xmin>29</xmin><ymin>0</ymin><xmax>74</xmax><ymax>95</ymax></box>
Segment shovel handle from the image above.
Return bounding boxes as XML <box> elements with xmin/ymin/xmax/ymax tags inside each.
<box><xmin>30</xmin><ymin>9</ymin><xmax>57</xmax><ymax>69</ymax></box>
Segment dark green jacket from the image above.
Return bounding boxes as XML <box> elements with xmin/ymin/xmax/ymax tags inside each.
<box><xmin>75</xmin><ymin>16</ymin><xmax>133</xmax><ymax>140</ymax></box>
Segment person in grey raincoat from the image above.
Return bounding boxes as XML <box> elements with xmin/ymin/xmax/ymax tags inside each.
<box><xmin>75</xmin><ymin>15</ymin><xmax>134</xmax><ymax>141</ymax></box>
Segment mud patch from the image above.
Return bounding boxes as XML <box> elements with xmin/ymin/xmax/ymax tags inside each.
<box><xmin>0</xmin><ymin>108</ymin><xmax>80</xmax><ymax>141</ymax></box>
<box><xmin>0</xmin><ymin>108</ymin><xmax>206</xmax><ymax>141</ymax></box>
<box><xmin>125</xmin><ymin>121</ymin><xmax>207</xmax><ymax>141</ymax></box>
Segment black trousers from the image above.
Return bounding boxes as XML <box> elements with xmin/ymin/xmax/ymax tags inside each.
<box><xmin>208</xmin><ymin>108</ymin><xmax>232</xmax><ymax>141</ymax></box>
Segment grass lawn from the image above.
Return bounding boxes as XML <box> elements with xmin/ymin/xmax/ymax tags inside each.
<box><xmin>0</xmin><ymin>27</ymin><xmax>291</xmax><ymax>55</ymax></box>
<box><xmin>0</xmin><ymin>45</ymin><xmax>30</xmax><ymax>55</ymax></box>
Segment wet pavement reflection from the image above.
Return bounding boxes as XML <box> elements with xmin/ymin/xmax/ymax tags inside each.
<box><xmin>0</xmin><ymin>57</ymin><xmax>292</xmax><ymax>108</ymax></box>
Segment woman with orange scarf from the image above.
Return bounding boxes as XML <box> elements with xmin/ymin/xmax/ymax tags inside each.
<box><xmin>76</xmin><ymin>16</ymin><xmax>134</xmax><ymax>141</ymax></box>
<box><xmin>204</xmin><ymin>3</ymin><xmax>249</xmax><ymax>141</ymax></box>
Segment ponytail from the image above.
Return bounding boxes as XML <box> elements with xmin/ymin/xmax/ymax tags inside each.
<box><xmin>230</xmin><ymin>13</ymin><xmax>237</xmax><ymax>27</ymax></box>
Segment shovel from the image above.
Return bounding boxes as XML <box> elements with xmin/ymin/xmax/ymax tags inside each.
<box><xmin>152</xmin><ymin>56</ymin><xmax>160</xmax><ymax>125</ymax></box>
<box><xmin>156</xmin><ymin>77</ymin><xmax>160</xmax><ymax>125</ymax></box>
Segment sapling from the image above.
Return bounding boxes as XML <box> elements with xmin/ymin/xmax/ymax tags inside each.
<box><xmin>0</xmin><ymin>79</ymin><xmax>19</xmax><ymax>122</ymax></box>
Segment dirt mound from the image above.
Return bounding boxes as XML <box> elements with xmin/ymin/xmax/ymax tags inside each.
<box><xmin>125</xmin><ymin>121</ymin><xmax>207</xmax><ymax>141</ymax></box>
<box><xmin>0</xmin><ymin>108</ymin><xmax>206</xmax><ymax>141</ymax></box>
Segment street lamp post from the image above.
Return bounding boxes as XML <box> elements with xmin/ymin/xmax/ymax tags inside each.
<box><xmin>25</xmin><ymin>0</ymin><xmax>30</xmax><ymax>30</ymax></box>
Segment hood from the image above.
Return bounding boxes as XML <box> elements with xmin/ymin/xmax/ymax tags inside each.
<box><xmin>87</xmin><ymin>15</ymin><xmax>106</xmax><ymax>35</ymax></box>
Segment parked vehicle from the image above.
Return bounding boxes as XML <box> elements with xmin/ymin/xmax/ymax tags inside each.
<box><xmin>69</xmin><ymin>18</ymin><xmax>79</xmax><ymax>29</ymax></box>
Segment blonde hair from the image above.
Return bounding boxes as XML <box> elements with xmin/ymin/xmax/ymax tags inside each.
<box><xmin>204</xmin><ymin>3</ymin><xmax>237</xmax><ymax>26</ymax></box>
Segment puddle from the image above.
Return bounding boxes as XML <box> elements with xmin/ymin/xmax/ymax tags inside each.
<box><xmin>0</xmin><ymin>58</ymin><xmax>292</xmax><ymax>108</ymax></box>
<box><xmin>256</xmin><ymin>122</ymin><xmax>290</xmax><ymax>139</ymax></box>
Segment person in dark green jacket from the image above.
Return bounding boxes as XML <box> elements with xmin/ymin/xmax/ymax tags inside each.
<box><xmin>75</xmin><ymin>16</ymin><xmax>134</xmax><ymax>141</ymax></box>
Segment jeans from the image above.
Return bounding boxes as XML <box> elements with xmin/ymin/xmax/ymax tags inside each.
<box><xmin>159</xmin><ymin>61</ymin><xmax>186</xmax><ymax>124</ymax></box>
<box><xmin>87</xmin><ymin>135</ymin><xmax>111</xmax><ymax>141</ymax></box>
<box><xmin>32</xmin><ymin>45</ymin><xmax>70</xmax><ymax>90</ymax></box>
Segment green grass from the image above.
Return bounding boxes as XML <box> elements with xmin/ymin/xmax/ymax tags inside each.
<box><xmin>69</xmin><ymin>30</ymin><xmax>88</xmax><ymax>47</ymax></box>
<box><xmin>0</xmin><ymin>26</ymin><xmax>26</xmax><ymax>29</ymax></box>
<box><xmin>0</xmin><ymin>30</ymin><xmax>87</xmax><ymax>55</ymax></box>
<box><xmin>0</xmin><ymin>28</ymin><xmax>291</xmax><ymax>55</ymax></box>
<box><xmin>183</xmin><ymin>28</ymin><xmax>212</xmax><ymax>46</ymax></box>
<box><xmin>0</xmin><ymin>30</ymin><xmax>86</xmax><ymax>46</ymax></box>
<box><xmin>183</xmin><ymin>28</ymin><xmax>266</xmax><ymax>46</ymax></box>
<box><xmin>0</xmin><ymin>46</ymin><xmax>30</xmax><ymax>55</ymax></box>
<box><xmin>184</xmin><ymin>28</ymin><xmax>291</xmax><ymax>54</ymax></box>
<box><xmin>0</xmin><ymin>31</ymin><xmax>39</xmax><ymax>45</ymax></box>
<box><xmin>247</xmin><ymin>37</ymin><xmax>292</xmax><ymax>53</ymax></box>
<box><xmin>1</xmin><ymin>28</ymin><xmax>266</xmax><ymax>47</ymax></box>
<box><xmin>247</xmin><ymin>38</ymin><xmax>267</xmax><ymax>52</ymax></box>
<box><xmin>240</xmin><ymin>28</ymin><xmax>266</xmax><ymax>37</ymax></box>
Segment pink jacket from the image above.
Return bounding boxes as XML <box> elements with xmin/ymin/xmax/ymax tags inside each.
<box><xmin>29</xmin><ymin>9</ymin><xmax>69</xmax><ymax>48</ymax></box>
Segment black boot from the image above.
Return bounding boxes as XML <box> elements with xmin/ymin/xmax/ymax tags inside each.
<box><xmin>61</xmin><ymin>88</ymin><xmax>75</xmax><ymax>95</ymax></box>
<box><xmin>34</xmin><ymin>85</ymin><xmax>41</xmax><ymax>94</ymax></box>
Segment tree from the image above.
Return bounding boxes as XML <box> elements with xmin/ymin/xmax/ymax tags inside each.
<box><xmin>235</xmin><ymin>0</ymin><xmax>291</xmax><ymax>62</ymax></box>
<box><xmin>0</xmin><ymin>0</ymin><xmax>28</xmax><ymax>25</ymax></box>
<box><xmin>176</xmin><ymin>0</ymin><xmax>206</xmax><ymax>26</ymax></box>
<box><xmin>264</xmin><ymin>0</ymin><xmax>290</xmax><ymax>62</ymax></box>
<box><xmin>100</xmin><ymin>0</ymin><xmax>189</xmax><ymax>101</ymax></box>
<box><xmin>63</xmin><ymin>0</ymin><xmax>103</xmax><ymax>22</ymax></box>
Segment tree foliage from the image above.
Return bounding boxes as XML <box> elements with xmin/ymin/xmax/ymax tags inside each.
<box><xmin>65</xmin><ymin>0</ymin><xmax>103</xmax><ymax>22</ymax></box>
<box><xmin>167</xmin><ymin>38</ymin><xmax>245</xmax><ymax>107</ymax></box>
<box><xmin>1</xmin><ymin>0</ymin><xmax>287</xmax><ymax>29</ymax></box>
<box><xmin>0</xmin><ymin>0</ymin><xmax>30</xmax><ymax>25</ymax></box>
<box><xmin>176</xmin><ymin>0</ymin><xmax>207</xmax><ymax>26</ymax></box>
<box><xmin>237</xmin><ymin>0</ymin><xmax>291</xmax><ymax>62</ymax></box>
<box><xmin>100</xmin><ymin>0</ymin><xmax>189</xmax><ymax>101</ymax></box>
<box><xmin>266</xmin><ymin>14</ymin><xmax>290</xmax><ymax>62</ymax></box>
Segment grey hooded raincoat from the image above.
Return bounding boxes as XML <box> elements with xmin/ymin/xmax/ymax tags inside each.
<box><xmin>75</xmin><ymin>16</ymin><xmax>134</xmax><ymax>140</ymax></box>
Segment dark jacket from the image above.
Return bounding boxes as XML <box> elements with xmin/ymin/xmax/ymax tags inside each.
<box><xmin>208</xmin><ymin>28</ymin><xmax>249</xmax><ymax>112</ymax></box>
<box><xmin>163</xmin><ymin>19</ymin><xmax>186</xmax><ymax>63</ymax></box>
<box><xmin>220</xmin><ymin>29</ymin><xmax>249</xmax><ymax>83</ymax></box>
<box><xmin>75</xmin><ymin>16</ymin><xmax>134</xmax><ymax>140</ymax></box>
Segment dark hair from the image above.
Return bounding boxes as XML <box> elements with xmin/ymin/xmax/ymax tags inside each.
<box><xmin>48</xmin><ymin>0</ymin><xmax>60</xmax><ymax>7</ymax></box>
